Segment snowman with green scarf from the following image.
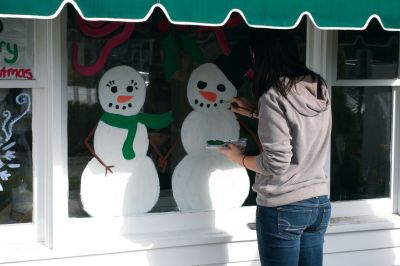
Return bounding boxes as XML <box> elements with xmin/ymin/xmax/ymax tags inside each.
<box><xmin>80</xmin><ymin>65</ymin><xmax>172</xmax><ymax>217</ymax></box>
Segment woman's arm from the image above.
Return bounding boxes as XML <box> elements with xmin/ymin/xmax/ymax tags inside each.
<box><xmin>220</xmin><ymin>91</ymin><xmax>293</xmax><ymax>176</ymax></box>
<box><xmin>255</xmin><ymin>92</ymin><xmax>292</xmax><ymax>176</ymax></box>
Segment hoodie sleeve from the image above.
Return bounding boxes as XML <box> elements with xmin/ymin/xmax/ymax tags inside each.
<box><xmin>256</xmin><ymin>91</ymin><xmax>293</xmax><ymax>176</ymax></box>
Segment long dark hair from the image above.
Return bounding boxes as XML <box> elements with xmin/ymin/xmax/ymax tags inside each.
<box><xmin>249</xmin><ymin>29</ymin><xmax>326</xmax><ymax>99</ymax></box>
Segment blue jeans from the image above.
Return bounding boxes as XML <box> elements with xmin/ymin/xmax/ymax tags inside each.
<box><xmin>256</xmin><ymin>196</ymin><xmax>331</xmax><ymax>266</ymax></box>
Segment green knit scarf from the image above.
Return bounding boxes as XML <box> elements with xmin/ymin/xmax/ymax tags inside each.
<box><xmin>100</xmin><ymin>111</ymin><xmax>173</xmax><ymax>160</ymax></box>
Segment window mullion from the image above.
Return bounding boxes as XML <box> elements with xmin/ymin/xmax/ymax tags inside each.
<box><xmin>391</xmin><ymin>86</ymin><xmax>400</xmax><ymax>214</ymax></box>
<box><xmin>42</xmin><ymin>11</ymin><xmax>69</xmax><ymax>249</ymax></box>
<box><xmin>33</xmin><ymin>18</ymin><xmax>49</xmax><ymax>245</ymax></box>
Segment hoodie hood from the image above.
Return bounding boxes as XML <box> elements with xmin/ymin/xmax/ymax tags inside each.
<box><xmin>285</xmin><ymin>76</ymin><xmax>330</xmax><ymax>117</ymax></box>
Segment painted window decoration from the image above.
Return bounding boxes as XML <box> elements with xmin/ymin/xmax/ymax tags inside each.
<box><xmin>80</xmin><ymin>66</ymin><xmax>172</xmax><ymax>217</ymax></box>
<box><xmin>0</xmin><ymin>19</ymin><xmax>34</xmax><ymax>80</ymax></box>
<box><xmin>337</xmin><ymin>19</ymin><xmax>399</xmax><ymax>80</ymax></box>
<box><xmin>0</xmin><ymin>88</ymin><xmax>33</xmax><ymax>224</ymax></box>
<box><xmin>172</xmin><ymin>54</ymin><xmax>251</xmax><ymax>211</ymax></box>
<box><xmin>331</xmin><ymin>86</ymin><xmax>392</xmax><ymax>200</ymax></box>
<box><xmin>67</xmin><ymin>6</ymin><xmax>307</xmax><ymax>217</ymax></box>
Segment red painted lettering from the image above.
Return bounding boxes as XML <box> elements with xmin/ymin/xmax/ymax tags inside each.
<box><xmin>17</xmin><ymin>68</ymin><xmax>24</xmax><ymax>78</ymax></box>
<box><xmin>0</xmin><ymin>66</ymin><xmax>6</xmax><ymax>78</ymax></box>
<box><xmin>7</xmin><ymin>68</ymin><xmax>17</xmax><ymax>77</ymax></box>
<box><xmin>24</xmin><ymin>69</ymin><xmax>33</xmax><ymax>80</ymax></box>
<box><xmin>0</xmin><ymin>67</ymin><xmax>34</xmax><ymax>80</ymax></box>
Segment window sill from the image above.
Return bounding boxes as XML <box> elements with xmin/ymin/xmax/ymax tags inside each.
<box><xmin>1</xmin><ymin>213</ymin><xmax>400</xmax><ymax>264</ymax></box>
<box><xmin>328</xmin><ymin>213</ymin><xmax>400</xmax><ymax>234</ymax></box>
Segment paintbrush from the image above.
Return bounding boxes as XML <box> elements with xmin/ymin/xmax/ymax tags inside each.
<box><xmin>221</xmin><ymin>100</ymin><xmax>258</xmax><ymax>118</ymax></box>
<box><xmin>221</xmin><ymin>100</ymin><xmax>255</xmax><ymax>113</ymax></box>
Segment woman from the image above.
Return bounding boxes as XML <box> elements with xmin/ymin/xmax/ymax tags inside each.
<box><xmin>219</xmin><ymin>29</ymin><xmax>332</xmax><ymax>266</ymax></box>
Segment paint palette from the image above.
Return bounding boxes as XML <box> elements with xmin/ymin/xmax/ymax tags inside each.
<box><xmin>205</xmin><ymin>138</ymin><xmax>247</xmax><ymax>150</ymax></box>
<box><xmin>205</xmin><ymin>140</ymin><xmax>227</xmax><ymax>149</ymax></box>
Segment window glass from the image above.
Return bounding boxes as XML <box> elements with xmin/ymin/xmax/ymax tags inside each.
<box><xmin>337</xmin><ymin>20</ymin><xmax>399</xmax><ymax>80</ymax></box>
<box><xmin>331</xmin><ymin>86</ymin><xmax>392</xmax><ymax>201</ymax></box>
<box><xmin>67</xmin><ymin>7</ymin><xmax>307</xmax><ymax>217</ymax></box>
<box><xmin>0</xmin><ymin>88</ymin><xmax>32</xmax><ymax>223</ymax></box>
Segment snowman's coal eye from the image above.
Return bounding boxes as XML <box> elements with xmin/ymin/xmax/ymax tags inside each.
<box><xmin>126</xmin><ymin>85</ymin><xmax>133</xmax><ymax>92</ymax></box>
<box><xmin>197</xmin><ymin>81</ymin><xmax>207</xmax><ymax>90</ymax></box>
<box><xmin>111</xmin><ymin>86</ymin><xmax>118</xmax><ymax>93</ymax></box>
<box><xmin>217</xmin><ymin>84</ymin><xmax>226</xmax><ymax>92</ymax></box>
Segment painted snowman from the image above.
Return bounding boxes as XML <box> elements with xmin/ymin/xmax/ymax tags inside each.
<box><xmin>80</xmin><ymin>65</ymin><xmax>172</xmax><ymax>217</ymax></box>
<box><xmin>172</xmin><ymin>63</ymin><xmax>250</xmax><ymax>211</ymax></box>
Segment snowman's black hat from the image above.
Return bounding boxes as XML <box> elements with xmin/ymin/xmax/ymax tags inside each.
<box><xmin>214</xmin><ymin>40</ymin><xmax>252</xmax><ymax>89</ymax></box>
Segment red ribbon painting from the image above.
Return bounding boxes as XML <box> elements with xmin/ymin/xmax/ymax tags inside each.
<box><xmin>73</xmin><ymin>15</ymin><xmax>135</xmax><ymax>76</ymax></box>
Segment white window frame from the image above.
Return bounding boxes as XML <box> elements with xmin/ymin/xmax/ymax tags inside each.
<box><xmin>308</xmin><ymin>26</ymin><xmax>400</xmax><ymax>217</ymax></box>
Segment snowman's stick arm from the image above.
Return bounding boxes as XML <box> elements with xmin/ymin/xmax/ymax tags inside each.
<box><xmin>84</xmin><ymin>124</ymin><xmax>114</xmax><ymax>175</ymax></box>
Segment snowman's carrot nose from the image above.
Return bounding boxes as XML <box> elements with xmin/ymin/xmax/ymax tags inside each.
<box><xmin>199</xmin><ymin>91</ymin><xmax>217</xmax><ymax>102</ymax></box>
<box><xmin>117</xmin><ymin>95</ymin><xmax>134</xmax><ymax>103</ymax></box>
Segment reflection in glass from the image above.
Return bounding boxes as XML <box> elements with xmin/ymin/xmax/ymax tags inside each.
<box><xmin>0</xmin><ymin>88</ymin><xmax>32</xmax><ymax>224</ymax></box>
<box><xmin>337</xmin><ymin>20</ymin><xmax>399</xmax><ymax>79</ymax></box>
<box><xmin>331</xmin><ymin>86</ymin><xmax>392</xmax><ymax>201</ymax></box>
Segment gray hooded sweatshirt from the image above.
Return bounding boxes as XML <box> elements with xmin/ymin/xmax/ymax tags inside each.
<box><xmin>254</xmin><ymin>76</ymin><xmax>331</xmax><ymax>207</ymax></box>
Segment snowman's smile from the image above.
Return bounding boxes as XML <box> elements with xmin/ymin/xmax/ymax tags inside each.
<box><xmin>199</xmin><ymin>90</ymin><xmax>217</xmax><ymax>102</ymax></box>
<box><xmin>108</xmin><ymin>102</ymin><xmax>133</xmax><ymax>110</ymax></box>
<box><xmin>194</xmin><ymin>98</ymin><xmax>224</xmax><ymax>109</ymax></box>
<box><xmin>117</xmin><ymin>95</ymin><xmax>134</xmax><ymax>103</ymax></box>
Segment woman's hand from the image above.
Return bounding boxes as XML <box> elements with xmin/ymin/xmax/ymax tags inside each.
<box><xmin>218</xmin><ymin>144</ymin><xmax>244</xmax><ymax>165</ymax></box>
<box><xmin>230</xmin><ymin>97</ymin><xmax>256</xmax><ymax>118</ymax></box>
<box><xmin>219</xmin><ymin>144</ymin><xmax>260</xmax><ymax>172</ymax></box>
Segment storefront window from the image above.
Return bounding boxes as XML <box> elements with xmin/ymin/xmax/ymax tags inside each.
<box><xmin>331</xmin><ymin>86</ymin><xmax>392</xmax><ymax>201</ymax></box>
<box><xmin>337</xmin><ymin>19</ymin><xmax>399</xmax><ymax>80</ymax></box>
<box><xmin>0</xmin><ymin>88</ymin><xmax>32</xmax><ymax>223</ymax></box>
<box><xmin>67</xmin><ymin>7</ymin><xmax>306</xmax><ymax>217</ymax></box>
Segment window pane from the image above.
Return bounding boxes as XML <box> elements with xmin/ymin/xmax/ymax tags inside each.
<box><xmin>67</xmin><ymin>7</ymin><xmax>307</xmax><ymax>217</ymax></box>
<box><xmin>331</xmin><ymin>86</ymin><xmax>392</xmax><ymax>201</ymax></box>
<box><xmin>337</xmin><ymin>20</ymin><xmax>399</xmax><ymax>79</ymax></box>
<box><xmin>0</xmin><ymin>88</ymin><xmax>33</xmax><ymax>224</ymax></box>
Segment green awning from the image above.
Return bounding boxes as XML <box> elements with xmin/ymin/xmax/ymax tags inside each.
<box><xmin>1</xmin><ymin>0</ymin><xmax>400</xmax><ymax>30</ymax></box>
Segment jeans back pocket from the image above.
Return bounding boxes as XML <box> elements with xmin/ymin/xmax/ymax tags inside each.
<box><xmin>277</xmin><ymin>207</ymin><xmax>313</xmax><ymax>240</ymax></box>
